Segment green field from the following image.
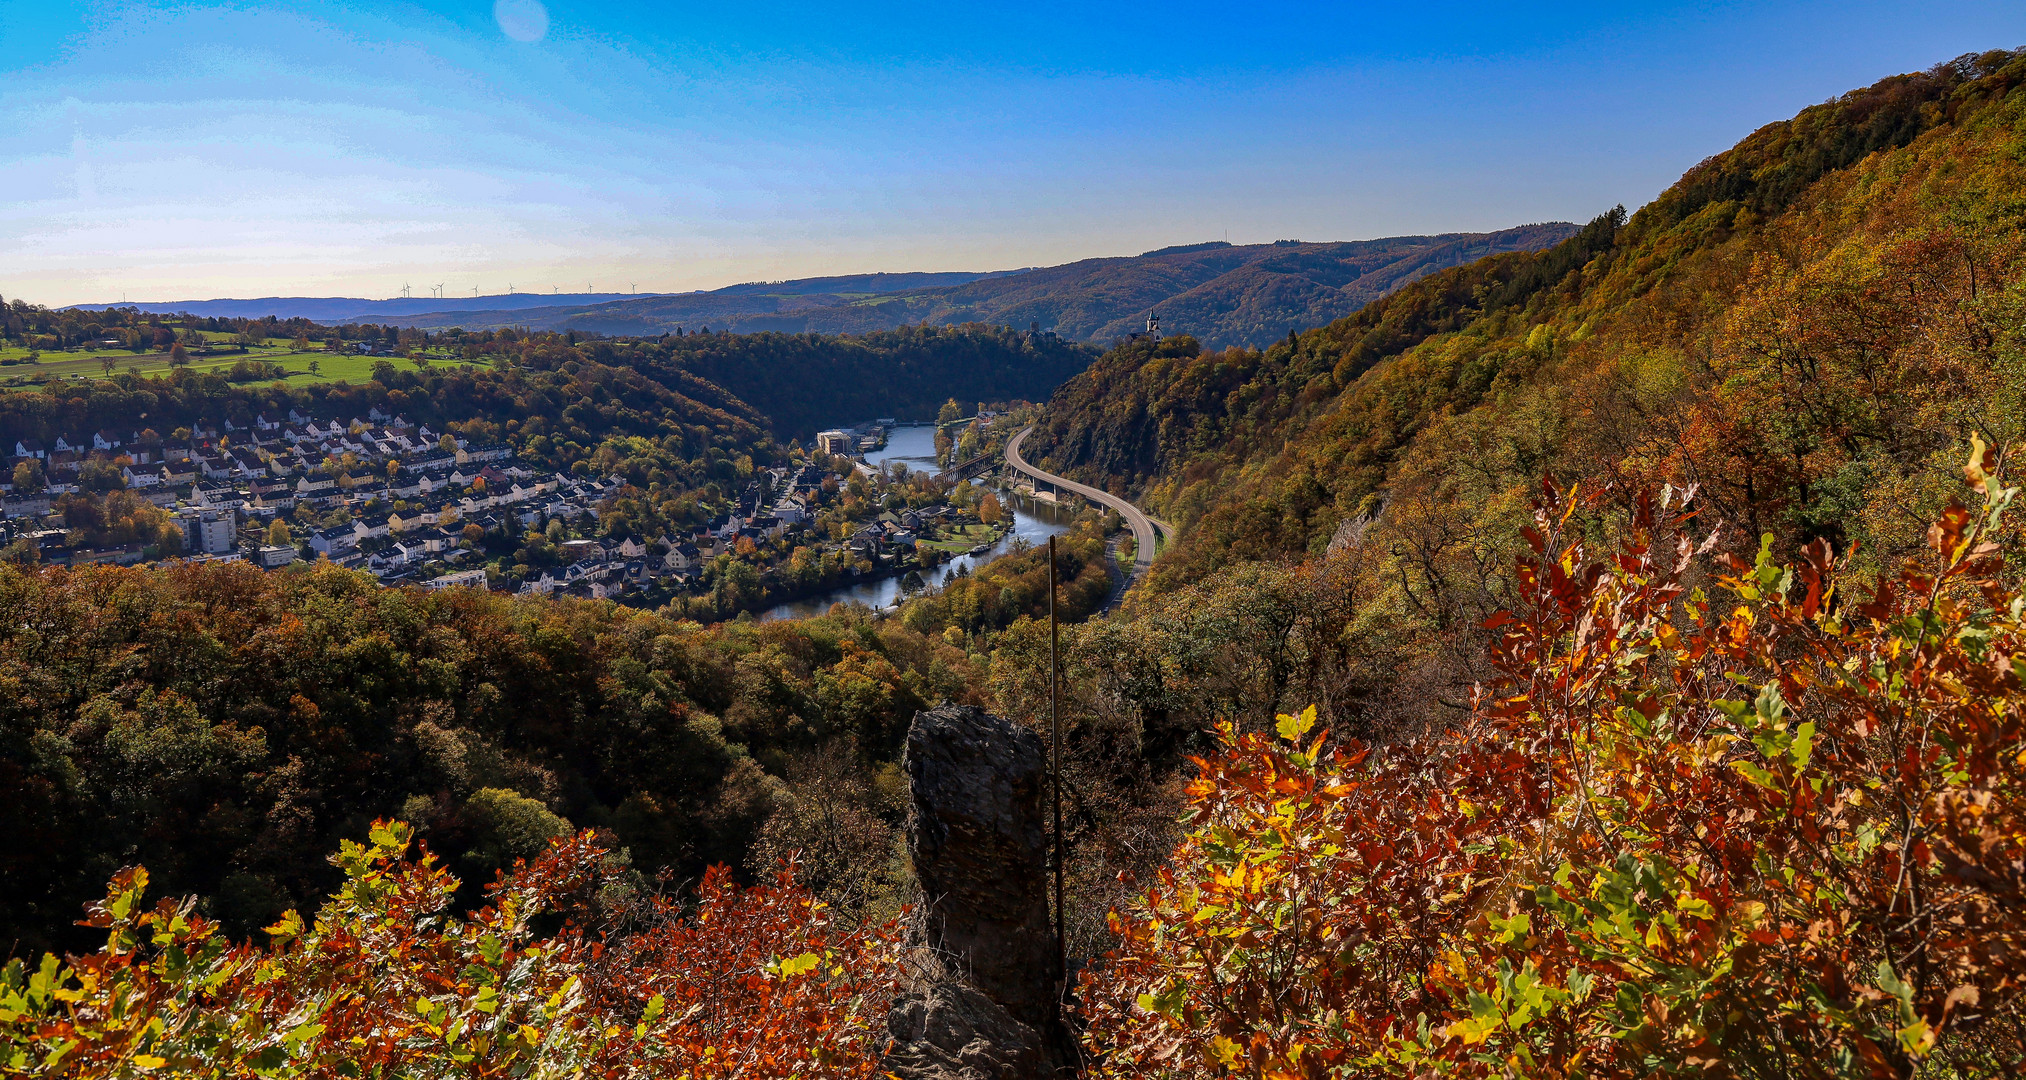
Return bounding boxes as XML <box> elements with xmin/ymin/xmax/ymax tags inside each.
<box><xmin>0</xmin><ymin>342</ymin><xmax>491</xmax><ymax>389</ymax></box>
<box><xmin>916</xmin><ymin>522</ymin><xmax>1000</xmax><ymax>553</ymax></box>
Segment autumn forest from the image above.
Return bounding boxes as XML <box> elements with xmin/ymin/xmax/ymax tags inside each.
<box><xmin>6</xmin><ymin>46</ymin><xmax>2026</xmax><ymax>1080</ymax></box>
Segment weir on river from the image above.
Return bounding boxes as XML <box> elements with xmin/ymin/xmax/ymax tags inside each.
<box><xmin>758</xmin><ymin>424</ymin><xmax>1073</xmax><ymax>621</ymax></box>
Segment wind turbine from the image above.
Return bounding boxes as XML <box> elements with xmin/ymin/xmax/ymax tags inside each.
<box><xmin>401</xmin><ymin>283</ymin><xmax>412</xmax><ymax>299</ymax></box>
<box><xmin>434</xmin><ymin>283</ymin><xmax>445</xmax><ymax>298</ymax></box>
<box><xmin>471</xmin><ymin>286</ymin><xmax>479</xmax><ymax>297</ymax></box>
<box><xmin>629</xmin><ymin>282</ymin><xmax>637</xmax><ymax>294</ymax></box>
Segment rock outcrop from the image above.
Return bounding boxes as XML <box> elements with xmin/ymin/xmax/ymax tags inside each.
<box><xmin>884</xmin><ymin>980</ymin><xmax>1050</xmax><ymax>1080</ymax></box>
<box><xmin>884</xmin><ymin>704</ymin><xmax>1074</xmax><ymax>1078</ymax></box>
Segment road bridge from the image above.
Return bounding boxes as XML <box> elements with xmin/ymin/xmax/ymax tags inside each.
<box><xmin>1003</xmin><ymin>427</ymin><xmax>1162</xmax><ymax>585</ymax></box>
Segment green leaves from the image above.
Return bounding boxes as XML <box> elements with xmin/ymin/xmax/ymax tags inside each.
<box><xmin>367</xmin><ymin>820</ymin><xmax>409</xmax><ymax>851</ymax></box>
<box><xmin>1445</xmin><ymin>961</ymin><xmax>1570</xmax><ymax>1046</ymax></box>
<box><xmin>1717</xmin><ymin>684</ymin><xmax>1815</xmax><ymax>788</ymax></box>
<box><xmin>1135</xmin><ymin>979</ymin><xmax>1191</xmax><ymax>1025</ymax></box>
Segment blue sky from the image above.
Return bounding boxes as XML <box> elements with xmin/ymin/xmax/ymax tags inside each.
<box><xmin>2</xmin><ymin>1</ymin><xmax>2022</xmax><ymax>306</ymax></box>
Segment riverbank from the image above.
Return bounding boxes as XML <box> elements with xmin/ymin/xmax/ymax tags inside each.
<box><xmin>756</xmin><ymin>495</ymin><xmax>1067</xmax><ymax>621</ymax></box>
<box><xmin>756</xmin><ymin>422</ymin><xmax>1075</xmax><ymax>621</ymax></box>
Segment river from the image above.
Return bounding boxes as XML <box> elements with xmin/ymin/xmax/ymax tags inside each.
<box><xmin>758</xmin><ymin>424</ymin><xmax>1073</xmax><ymax>621</ymax></box>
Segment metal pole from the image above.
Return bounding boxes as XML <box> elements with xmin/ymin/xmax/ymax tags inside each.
<box><xmin>1049</xmin><ymin>534</ymin><xmax>1066</xmax><ymax>999</ymax></box>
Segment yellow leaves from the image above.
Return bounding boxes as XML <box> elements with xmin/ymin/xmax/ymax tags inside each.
<box><xmin>544</xmin><ymin>974</ymin><xmax>579</xmax><ymax>1016</ymax></box>
<box><xmin>1444</xmin><ymin>1014</ymin><xmax>1501</xmax><ymax>1047</ymax></box>
<box><xmin>1963</xmin><ymin>432</ymin><xmax>1993</xmax><ymax>496</ymax></box>
<box><xmin>367</xmin><ymin>820</ymin><xmax>411</xmax><ymax>853</ymax></box>
<box><xmin>1693</xmin><ymin>731</ymin><xmax>1738</xmax><ymax>768</ymax></box>
<box><xmin>1208</xmin><ymin>1034</ymin><xmax>1243</xmax><ymax>1067</ymax></box>
<box><xmin>775</xmin><ymin>952</ymin><xmax>822</xmax><ymax>979</ymax></box>
<box><xmin>1733</xmin><ymin>900</ymin><xmax>1767</xmax><ymax>929</ymax></box>
<box><xmin>263</xmin><ymin>909</ymin><xmax>304</xmax><ymax>943</ymax></box>
<box><xmin>1645</xmin><ymin>918</ymin><xmax>1670</xmax><ymax>950</ymax></box>
<box><xmin>1275</xmin><ymin>706</ymin><xmax>1317</xmax><ymax>743</ymax></box>
<box><xmin>1897</xmin><ymin>1017</ymin><xmax>1937</xmax><ymax>1056</ymax></box>
<box><xmin>1731</xmin><ymin>759</ymin><xmax>1780</xmax><ymax>790</ymax></box>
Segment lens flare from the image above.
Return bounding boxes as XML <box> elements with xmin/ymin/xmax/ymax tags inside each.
<box><xmin>494</xmin><ymin>0</ymin><xmax>549</xmax><ymax>43</ymax></box>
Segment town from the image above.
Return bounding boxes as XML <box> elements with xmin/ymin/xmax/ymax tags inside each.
<box><xmin>0</xmin><ymin>410</ymin><xmax>1014</xmax><ymax>613</ymax></box>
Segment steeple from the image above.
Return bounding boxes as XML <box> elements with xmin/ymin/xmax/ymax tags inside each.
<box><xmin>1146</xmin><ymin>309</ymin><xmax>1161</xmax><ymax>340</ymax></box>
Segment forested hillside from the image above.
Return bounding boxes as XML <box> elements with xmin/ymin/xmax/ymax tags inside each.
<box><xmin>0</xmin><ymin>320</ymin><xmax>1088</xmax><ymax>460</ymax></box>
<box><xmin>0</xmin><ymin>560</ymin><xmax>960</xmax><ymax>957</ymax></box>
<box><xmin>1028</xmin><ymin>49</ymin><xmax>2026</xmax><ymax>601</ymax></box>
<box><xmin>0</xmin><ymin>517</ymin><xmax>1119</xmax><ymax>958</ymax></box>
<box><xmin>642</xmin><ymin>322</ymin><xmax>1097</xmax><ymax>438</ymax></box>
<box><xmin>383</xmin><ymin>227</ymin><xmax>1576</xmax><ymax>350</ymax></box>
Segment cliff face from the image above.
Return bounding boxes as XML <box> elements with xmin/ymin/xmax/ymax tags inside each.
<box><xmin>884</xmin><ymin>703</ymin><xmax>1075</xmax><ymax>1079</ymax></box>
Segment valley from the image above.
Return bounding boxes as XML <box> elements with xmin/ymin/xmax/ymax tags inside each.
<box><xmin>758</xmin><ymin>423</ymin><xmax>1080</xmax><ymax>620</ymax></box>
<box><xmin>5</xmin><ymin>41</ymin><xmax>2026</xmax><ymax>1080</ymax></box>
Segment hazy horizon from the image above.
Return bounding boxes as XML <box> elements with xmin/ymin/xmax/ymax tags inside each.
<box><xmin>4</xmin><ymin>0</ymin><xmax>2023</xmax><ymax>308</ymax></box>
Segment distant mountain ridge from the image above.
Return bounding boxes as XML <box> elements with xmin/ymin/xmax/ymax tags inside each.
<box><xmin>64</xmin><ymin>226</ymin><xmax>1574</xmax><ymax>351</ymax></box>
<box><xmin>383</xmin><ymin>227</ymin><xmax>1576</xmax><ymax>350</ymax></box>
<box><xmin>708</xmin><ymin>270</ymin><xmax>1016</xmax><ymax>297</ymax></box>
<box><xmin>67</xmin><ymin>292</ymin><xmax>668</xmax><ymax>323</ymax></box>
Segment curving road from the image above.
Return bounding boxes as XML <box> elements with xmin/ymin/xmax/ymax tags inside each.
<box><xmin>1004</xmin><ymin>426</ymin><xmax>1161</xmax><ymax>580</ymax></box>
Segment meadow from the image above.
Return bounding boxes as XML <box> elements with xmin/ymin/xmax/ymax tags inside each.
<box><xmin>0</xmin><ymin>340</ymin><xmax>493</xmax><ymax>388</ymax></box>
<box><xmin>914</xmin><ymin>521</ymin><xmax>1001</xmax><ymax>553</ymax></box>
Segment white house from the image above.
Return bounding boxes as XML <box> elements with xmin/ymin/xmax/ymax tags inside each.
<box><xmin>309</xmin><ymin>528</ymin><xmax>358</xmax><ymax>557</ymax></box>
<box><xmin>427</xmin><ymin>568</ymin><xmax>489</xmax><ymax>590</ymax></box>
<box><xmin>664</xmin><ymin>542</ymin><xmax>702</xmax><ymax>572</ymax></box>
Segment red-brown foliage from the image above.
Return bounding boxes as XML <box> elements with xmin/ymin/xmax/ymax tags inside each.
<box><xmin>1</xmin><ymin>822</ymin><xmax>902</xmax><ymax>1077</ymax></box>
<box><xmin>1082</xmin><ymin>442</ymin><xmax>2026</xmax><ymax>1077</ymax></box>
